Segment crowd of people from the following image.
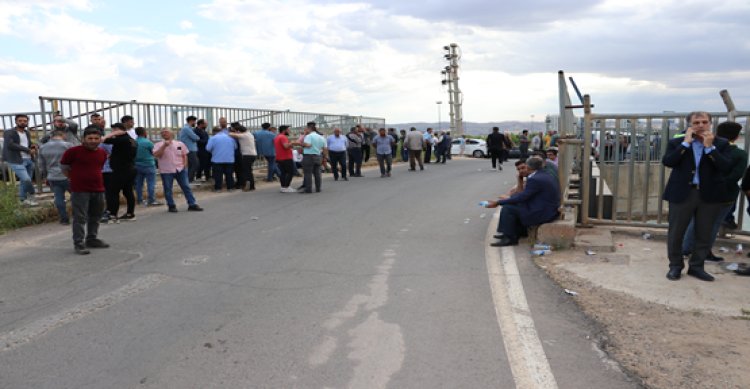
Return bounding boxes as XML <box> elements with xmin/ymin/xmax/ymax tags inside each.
<box><xmin>13</xmin><ymin>110</ymin><xmax>750</xmax><ymax>272</ymax></box>
<box><xmin>3</xmin><ymin>113</ymin><xmax>468</xmax><ymax>254</ymax></box>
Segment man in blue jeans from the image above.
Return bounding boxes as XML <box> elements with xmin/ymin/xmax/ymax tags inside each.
<box><xmin>39</xmin><ymin>130</ymin><xmax>73</xmax><ymax>224</ymax></box>
<box><xmin>134</xmin><ymin>127</ymin><xmax>162</xmax><ymax>206</ymax></box>
<box><xmin>2</xmin><ymin>114</ymin><xmax>38</xmax><ymax>206</ymax></box>
<box><xmin>153</xmin><ymin>129</ymin><xmax>203</xmax><ymax>212</ymax></box>
<box><xmin>178</xmin><ymin>115</ymin><xmax>200</xmax><ymax>182</ymax></box>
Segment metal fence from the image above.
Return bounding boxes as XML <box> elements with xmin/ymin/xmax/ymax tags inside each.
<box><xmin>564</xmin><ymin>82</ymin><xmax>750</xmax><ymax>234</ymax></box>
<box><xmin>1</xmin><ymin>96</ymin><xmax>386</xmax><ymax>187</ymax></box>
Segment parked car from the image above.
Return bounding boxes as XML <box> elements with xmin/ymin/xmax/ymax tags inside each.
<box><xmin>451</xmin><ymin>138</ymin><xmax>487</xmax><ymax>158</ymax></box>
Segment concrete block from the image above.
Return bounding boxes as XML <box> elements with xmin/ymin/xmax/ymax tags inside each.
<box><xmin>574</xmin><ymin>228</ymin><xmax>615</xmax><ymax>253</ymax></box>
<box><xmin>536</xmin><ymin>216</ymin><xmax>576</xmax><ymax>249</ymax></box>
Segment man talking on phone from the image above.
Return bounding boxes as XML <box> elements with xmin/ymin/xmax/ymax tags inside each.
<box><xmin>662</xmin><ymin>111</ymin><xmax>731</xmax><ymax>282</ymax></box>
<box><xmin>153</xmin><ymin>128</ymin><xmax>203</xmax><ymax>213</ymax></box>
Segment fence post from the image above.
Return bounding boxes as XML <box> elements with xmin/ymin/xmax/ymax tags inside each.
<box><xmin>581</xmin><ymin>94</ymin><xmax>593</xmax><ymax>225</ymax></box>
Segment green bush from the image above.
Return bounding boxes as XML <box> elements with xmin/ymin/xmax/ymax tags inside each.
<box><xmin>0</xmin><ymin>183</ymin><xmax>50</xmax><ymax>233</ymax></box>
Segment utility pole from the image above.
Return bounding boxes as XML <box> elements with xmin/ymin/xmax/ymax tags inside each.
<box><xmin>436</xmin><ymin>101</ymin><xmax>442</xmax><ymax>132</ymax></box>
<box><xmin>441</xmin><ymin>43</ymin><xmax>463</xmax><ymax>137</ymax></box>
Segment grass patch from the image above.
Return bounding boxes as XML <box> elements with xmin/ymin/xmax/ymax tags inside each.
<box><xmin>0</xmin><ymin>182</ymin><xmax>53</xmax><ymax>234</ymax></box>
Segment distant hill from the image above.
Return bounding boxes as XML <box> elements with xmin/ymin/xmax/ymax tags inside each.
<box><xmin>387</xmin><ymin>121</ymin><xmax>546</xmax><ymax>135</ymax></box>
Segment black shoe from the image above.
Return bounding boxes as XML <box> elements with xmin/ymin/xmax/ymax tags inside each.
<box><xmin>85</xmin><ymin>238</ymin><xmax>110</xmax><ymax>249</ymax></box>
<box><xmin>734</xmin><ymin>267</ymin><xmax>750</xmax><ymax>276</ymax></box>
<box><xmin>334</xmin><ymin>177</ymin><xmax>338</xmax><ymax>181</ymax></box>
<box><xmin>705</xmin><ymin>252</ymin><xmax>724</xmax><ymax>262</ymax></box>
<box><xmin>408</xmin><ymin>168</ymin><xmax>415</xmax><ymax>171</ymax></box>
<box><xmin>119</xmin><ymin>213</ymin><xmax>137</xmax><ymax>221</ymax></box>
<box><xmin>666</xmin><ymin>268</ymin><xmax>682</xmax><ymax>280</ymax></box>
<box><xmin>493</xmin><ymin>234</ymin><xmax>505</xmax><ymax>239</ymax></box>
<box><xmin>168</xmin><ymin>206</ymin><xmax>178</xmax><ymax>213</ymax></box>
<box><xmin>687</xmin><ymin>268</ymin><xmax>714</xmax><ymax>282</ymax></box>
<box><xmin>343</xmin><ymin>177</ymin><xmax>348</xmax><ymax>181</ymax></box>
<box><xmin>75</xmin><ymin>244</ymin><xmax>90</xmax><ymax>255</ymax></box>
<box><xmin>187</xmin><ymin>205</ymin><xmax>204</xmax><ymax>211</ymax></box>
<box><xmin>60</xmin><ymin>220</ymin><xmax>70</xmax><ymax>225</ymax></box>
<box><xmin>723</xmin><ymin>220</ymin><xmax>739</xmax><ymax>230</ymax></box>
<box><xmin>490</xmin><ymin>238</ymin><xmax>517</xmax><ymax>247</ymax></box>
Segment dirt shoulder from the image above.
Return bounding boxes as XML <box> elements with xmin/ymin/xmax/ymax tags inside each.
<box><xmin>534</xmin><ymin>230</ymin><xmax>750</xmax><ymax>388</ymax></box>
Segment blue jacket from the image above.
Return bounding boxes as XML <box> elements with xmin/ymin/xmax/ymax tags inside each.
<box><xmin>179</xmin><ymin>124</ymin><xmax>200</xmax><ymax>152</ymax></box>
<box><xmin>498</xmin><ymin>170</ymin><xmax>560</xmax><ymax>227</ymax></box>
<box><xmin>662</xmin><ymin>136</ymin><xmax>731</xmax><ymax>203</ymax></box>
<box><xmin>254</xmin><ymin>129</ymin><xmax>276</xmax><ymax>157</ymax></box>
<box><xmin>206</xmin><ymin>132</ymin><xmax>237</xmax><ymax>163</ymax></box>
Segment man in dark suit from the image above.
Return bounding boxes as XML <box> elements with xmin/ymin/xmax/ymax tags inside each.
<box><xmin>662</xmin><ymin>111</ymin><xmax>731</xmax><ymax>282</ymax></box>
<box><xmin>486</xmin><ymin>127</ymin><xmax>506</xmax><ymax>170</ymax></box>
<box><xmin>483</xmin><ymin>156</ymin><xmax>561</xmax><ymax>246</ymax></box>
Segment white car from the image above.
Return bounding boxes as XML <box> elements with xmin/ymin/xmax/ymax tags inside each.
<box><xmin>451</xmin><ymin>138</ymin><xmax>487</xmax><ymax>158</ymax></box>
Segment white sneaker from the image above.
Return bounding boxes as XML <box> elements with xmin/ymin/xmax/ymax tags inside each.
<box><xmin>282</xmin><ymin>187</ymin><xmax>296</xmax><ymax>193</ymax></box>
<box><xmin>22</xmin><ymin>198</ymin><xmax>39</xmax><ymax>207</ymax></box>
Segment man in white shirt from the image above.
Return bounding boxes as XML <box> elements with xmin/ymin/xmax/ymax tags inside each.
<box><xmin>327</xmin><ymin>127</ymin><xmax>348</xmax><ymax>181</ymax></box>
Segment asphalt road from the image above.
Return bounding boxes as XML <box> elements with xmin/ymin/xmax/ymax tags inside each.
<box><xmin>0</xmin><ymin>158</ymin><xmax>638</xmax><ymax>389</ymax></box>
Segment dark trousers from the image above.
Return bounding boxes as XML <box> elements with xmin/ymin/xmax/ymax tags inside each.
<box><xmin>348</xmin><ymin>148</ymin><xmax>363</xmax><ymax>176</ymax></box>
<box><xmin>107</xmin><ymin>169</ymin><xmax>135</xmax><ymax>217</ymax></box>
<box><xmin>377</xmin><ymin>154</ymin><xmax>392</xmax><ymax>175</ymax></box>
<box><xmin>497</xmin><ymin>204</ymin><xmax>524</xmax><ymax>242</ymax></box>
<box><xmin>490</xmin><ymin>149</ymin><xmax>502</xmax><ymax>168</ymax></box>
<box><xmin>424</xmin><ymin>146</ymin><xmax>432</xmax><ymax>163</ymax></box>
<box><xmin>401</xmin><ymin>145</ymin><xmax>408</xmax><ymax>162</ymax></box>
<box><xmin>187</xmin><ymin>151</ymin><xmax>199</xmax><ymax>182</ymax></box>
<box><xmin>71</xmin><ymin>192</ymin><xmax>104</xmax><ymax>245</ymax></box>
<box><xmin>278</xmin><ymin>159</ymin><xmax>295</xmax><ymax>188</ymax></box>
<box><xmin>408</xmin><ymin>150</ymin><xmax>424</xmax><ymax>170</ymax></box>
<box><xmin>520</xmin><ymin>144</ymin><xmax>529</xmax><ymax>160</ymax></box>
<box><xmin>362</xmin><ymin>145</ymin><xmax>371</xmax><ymax>163</ymax></box>
<box><xmin>435</xmin><ymin>147</ymin><xmax>446</xmax><ymax>163</ymax></box>
<box><xmin>237</xmin><ymin>155</ymin><xmax>256</xmax><ymax>190</ymax></box>
<box><xmin>329</xmin><ymin>151</ymin><xmax>347</xmax><ymax>179</ymax></box>
<box><xmin>302</xmin><ymin>154</ymin><xmax>322</xmax><ymax>193</ymax></box>
<box><xmin>667</xmin><ymin>188</ymin><xmax>723</xmax><ymax>270</ymax></box>
<box><xmin>197</xmin><ymin>150</ymin><xmax>211</xmax><ymax>179</ymax></box>
<box><xmin>212</xmin><ymin>163</ymin><xmax>235</xmax><ymax>190</ymax></box>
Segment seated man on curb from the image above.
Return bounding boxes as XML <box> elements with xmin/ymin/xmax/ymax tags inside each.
<box><xmin>481</xmin><ymin>156</ymin><xmax>560</xmax><ymax>247</ymax></box>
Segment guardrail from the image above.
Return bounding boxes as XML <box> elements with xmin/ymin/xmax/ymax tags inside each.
<box><xmin>1</xmin><ymin>96</ymin><xmax>386</xmax><ymax>191</ymax></box>
<box><xmin>572</xmin><ymin>87</ymin><xmax>750</xmax><ymax>234</ymax></box>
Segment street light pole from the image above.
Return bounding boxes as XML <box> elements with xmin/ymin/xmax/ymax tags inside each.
<box><xmin>436</xmin><ymin>101</ymin><xmax>442</xmax><ymax>132</ymax></box>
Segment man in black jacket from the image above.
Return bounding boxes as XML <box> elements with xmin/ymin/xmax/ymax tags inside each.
<box><xmin>662</xmin><ymin>111</ymin><xmax>731</xmax><ymax>282</ymax></box>
<box><xmin>103</xmin><ymin>122</ymin><xmax>137</xmax><ymax>222</ymax></box>
<box><xmin>486</xmin><ymin>127</ymin><xmax>506</xmax><ymax>170</ymax></box>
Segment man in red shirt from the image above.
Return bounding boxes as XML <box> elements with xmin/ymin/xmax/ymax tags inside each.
<box><xmin>273</xmin><ymin>125</ymin><xmax>299</xmax><ymax>193</ymax></box>
<box><xmin>60</xmin><ymin>126</ymin><xmax>110</xmax><ymax>255</ymax></box>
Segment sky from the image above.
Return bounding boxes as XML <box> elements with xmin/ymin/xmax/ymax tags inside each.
<box><xmin>0</xmin><ymin>0</ymin><xmax>748</xmax><ymax>124</ymax></box>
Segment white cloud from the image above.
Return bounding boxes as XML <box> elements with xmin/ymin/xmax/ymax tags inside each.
<box><xmin>0</xmin><ymin>0</ymin><xmax>747</xmax><ymax>123</ymax></box>
<box><xmin>179</xmin><ymin>20</ymin><xmax>193</xmax><ymax>30</ymax></box>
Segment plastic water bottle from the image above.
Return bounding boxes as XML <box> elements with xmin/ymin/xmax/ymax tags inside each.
<box><xmin>533</xmin><ymin>244</ymin><xmax>551</xmax><ymax>250</ymax></box>
<box><xmin>532</xmin><ymin>249</ymin><xmax>552</xmax><ymax>256</ymax></box>
<box><xmin>478</xmin><ymin>201</ymin><xmax>490</xmax><ymax>207</ymax></box>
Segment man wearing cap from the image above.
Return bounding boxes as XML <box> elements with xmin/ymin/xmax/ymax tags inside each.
<box><xmin>179</xmin><ymin>115</ymin><xmax>201</xmax><ymax>182</ymax></box>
